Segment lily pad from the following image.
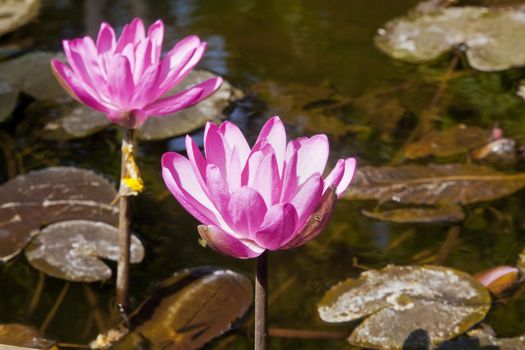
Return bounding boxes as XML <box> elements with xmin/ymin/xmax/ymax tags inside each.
<box><xmin>403</xmin><ymin>125</ymin><xmax>489</xmax><ymax>159</ymax></box>
<box><xmin>0</xmin><ymin>167</ymin><xmax>118</xmax><ymax>262</ymax></box>
<box><xmin>91</xmin><ymin>267</ymin><xmax>252</xmax><ymax>350</ymax></box>
<box><xmin>376</xmin><ymin>5</ymin><xmax>525</xmax><ymax>71</ymax></box>
<box><xmin>25</xmin><ymin>99</ymin><xmax>110</xmax><ymax>140</ymax></box>
<box><xmin>344</xmin><ymin>163</ymin><xmax>525</xmax><ymax>205</ymax></box>
<box><xmin>362</xmin><ymin>205</ymin><xmax>465</xmax><ymax>223</ymax></box>
<box><xmin>137</xmin><ymin>70</ymin><xmax>243</xmax><ymax>141</ymax></box>
<box><xmin>0</xmin><ymin>323</ymin><xmax>55</xmax><ymax>349</ymax></box>
<box><xmin>25</xmin><ymin>220</ymin><xmax>144</xmax><ymax>282</ymax></box>
<box><xmin>318</xmin><ymin>265</ymin><xmax>491</xmax><ymax>349</ymax></box>
<box><xmin>0</xmin><ymin>0</ymin><xmax>40</xmax><ymax>37</ymax></box>
<box><xmin>0</xmin><ymin>51</ymin><xmax>66</xmax><ymax>101</ymax></box>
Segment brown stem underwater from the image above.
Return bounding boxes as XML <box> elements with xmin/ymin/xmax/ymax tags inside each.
<box><xmin>255</xmin><ymin>251</ymin><xmax>268</xmax><ymax>350</ymax></box>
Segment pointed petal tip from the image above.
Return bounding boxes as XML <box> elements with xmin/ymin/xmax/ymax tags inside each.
<box><xmin>198</xmin><ymin>224</ymin><xmax>263</xmax><ymax>259</ymax></box>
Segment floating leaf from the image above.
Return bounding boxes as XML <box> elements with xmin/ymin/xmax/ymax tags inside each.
<box><xmin>137</xmin><ymin>70</ymin><xmax>243</xmax><ymax>141</ymax></box>
<box><xmin>362</xmin><ymin>205</ymin><xmax>464</xmax><ymax>223</ymax></box>
<box><xmin>91</xmin><ymin>267</ymin><xmax>252</xmax><ymax>350</ymax></box>
<box><xmin>474</xmin><ymin>265</ymin><xmax>520</xmax><ymax>296</ymax></box>
<box><xmin>0</xmin><ymin>167</ymin><xmax>118</xmax><ymax>261</ymax></box>
<box><xmin>0</xmin><ymin>51</ymin><xmax>66</xmax><ymax>101</ymax></box>
<box><xmin>0</xmin><ymin>323</ymin><xmax>56</xmax><ymax>349</ymax></box>
<box><xmin>344</xmin><ymin>163</ymin><xmax>525</xmax><ymax>205</ymax></box>
<box><xmin>25</xmin><ymin>100</ymin><xmax>110</xmax><ymax>140</ymax></box>
<box><xmin>25</xmin><ymin>220</ymin><xmax>144</xmax><ymax>282</ymax></box>
<box><xmin>404</xmin><ymin>125</ymin><xmax>489</xmax><ymax>159</ymax></box>
<box><xmin>376</xmin><ymin>6</ymin><xmax>525</xmax><ymax>71</ymax></box>
<box><xmin>0</xmin><ymin>0</ymin><xmax>40</xmax><ymax>37</ymax></box>
<box><xmin>319</xmin><ymin>265</ymin><xmax>491</xmax><ymax>349</ymax></box>
<box><xmin>0</xmin><ymin>80</ymin><xmax>18</xmax><ymax>123</ymax></box>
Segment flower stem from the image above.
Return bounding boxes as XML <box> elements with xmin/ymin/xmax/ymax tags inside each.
<box><xmin>255</xmin><ymin>250</ymin><xmax>268</xmax><ymax>350</ymax></box>
<box><xmin>116</xmin><ymin>128</ymin><xmax>134</xmax><ymax>310</ymax></box>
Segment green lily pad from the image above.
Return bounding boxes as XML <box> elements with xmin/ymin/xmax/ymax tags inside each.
<box><xmin>137</xmin><ymin>70</ymin><xmax>243</xmax><ymax>141</ymax></box>
<box><xmin>376</xmin><ymin>6</ymin><xmax>525</xmax><ymax>71</ymax></box>
<box><xmin>25</xmin><ymin>220</ymin><xmax>144</xmax><ymax>282</ymax></box>
<box><xmin>26</xmin><ymin>99</ymin><xmax>110</xmax><ymax>140</ymax></box>
<box><xmin>319</xmin><ymin>265</ymin><xmax>491</xmax><ymax>349</ymax></box>
<box><xmin>0</xmin><ymin>0</ymin><xmax>40</xmax><ymax>37</ymax></box>
<box><xmin>0</xmin><ymin>167</ymin><xmax>118</xmax><ymax>262</ymax></box>
<box><xmin>91</xmin><ymin>267</ymin><xmax>253</xmax><ymax>350</ymax></box>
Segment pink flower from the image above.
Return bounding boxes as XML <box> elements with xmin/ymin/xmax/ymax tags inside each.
<box><xmin>162</xmin><ymin>116</ymin><xmax>356</xmax><ymax>258</ymax></box>
<box><xmin>51</xmin><ymin>18</ymin><xmax>222</xmax><ymax>129</ymax></box>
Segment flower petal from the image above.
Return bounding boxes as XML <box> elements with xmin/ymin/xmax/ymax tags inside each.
<box><xmin>108</xmin><ymin>55</ymin><xmax>135</xmax><ymax>108</ymax></box>
<box><xmin>205</xmin><ymin>163</ymin><xmax>230</xmax><ymax>216</ymax></box>
<box><xmin>296</xmin><ymin>134</ymin><xmax>329</xmax><ymax>184</ymax></box>
<box><xmin>116</xmin><ymin>18</ymin><xmax>145</xmax><ymax>53</ymax></box>
<box><xmin>255</xmin><ymin>203</ymin><xmax>298</xmax><ymax>250</ymax></box>
<box><xmin>198</xmin><ymin>225</ymin><xmax>263</xmax><ymax>259</ymax></box>
<box><xmin>253</xmin><ymin>116</ymin><xmax>286</xmax><ymax>173</ymax></box>
<box><xmin>96</xmin><ymin>22</ymin><xmax>116</xmax><ymax>54</ymax></box>
<box><xmin>247</xmin><ymin>151</ymin><xmax>280</xmax><ymax>207</ymax></box>
<box><xmin>227</xmin><ymin>187</ymin><xmax>267</xmax><ymax>239</ymax></box>
<box><xmin>290</xmin><ymin>173</ymin><xmax>323</xmax><ymax>228</ymax></box>
<box><xmin>143</xmin><ymin>77</ymin><xmax>222</xmax><ymax>116</ymax></box>
<box><xmin>185</xmin><ymin>135</ymin><xmax>207</xmax><ymax>188</ymax></box>
<box><xmin>51</xmin><ymin>59</ymin><xmax>109</xmax><ymax>112</ymax></box>
<box><xmin>162</xmin><ymin>152</ymin><xmax>227</xmax><ymax>228</ymax></box>
<box><xmin>219</xmin><ymin>121</ymin><xmax>251</xmax><ymax>165</ymax></box>
<box><xmin>324</xmin><ymin>158</ymin><xmax>357</xmax><ymax>196</ymax></box>
<box><xmin>147</xmin><ymin>19</ymin><xmax>164</xmax><ymax>62</ymax></box>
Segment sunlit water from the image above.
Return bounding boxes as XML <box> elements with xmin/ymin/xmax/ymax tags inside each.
<box><xmin>2</xmin><ymin>0</ymin><xmax>525</xmax><ymax>349</ymax></box>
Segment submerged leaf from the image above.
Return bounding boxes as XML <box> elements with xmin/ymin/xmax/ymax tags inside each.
<box><xmin>25</xmin><ymin>220</ymin><xmax>144</xmax><ymax>282</ymax></box>
<box><xmin>404</xmin><ymin>125</ymin><xmax>489</xmax><ymax>159</ymax></box>
<box><xmin>0</xmin><ymin>80</ymin><xmax>18</xmax><ymax>123</ymax></box>
<box><xmin>362</xmin><ymin>205</ymin><xmax>464</xmax><ymax>223</ymax></box>
<box><xmin>91</xmin><ymin>267</ymin><xmax>252</xmax><ymax>350</ymax></box>
<box><xmin>0</xmin><ymin>0</ymin><xmax>40</xmax><ymax>37</ymax></box>
<box><xmin>0</xmin><ymin>167</ymin><xmax>118</xmax><ymax>261</ymax></box>
<box><xmin>344</xmin><ymin>164</ymin><xmax>525</xmax><ymax>205</ymax></box>
<box><xmin>0</xmin><ymin>323</ymin><xmax>55</xmax><ymax>349</ymax></box>
<box><xmin>137</xmin><ymin>70</ymin><xmax>242</xmax><ymax>141</ymax></box>
<box><xmin>318</xmin><ymin>265</ymin><xmax>491</xmax><ymax>349</ymax></box>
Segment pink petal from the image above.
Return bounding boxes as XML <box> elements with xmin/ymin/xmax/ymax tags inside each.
<box><xmin>296</xmin><ymin>134</ymin><xmax>329</xmax><ymax>184</ymax></box>
<box><xmin>185</xmin><ymin>135</ymin><xmax>207</xmax><ymax>189</ymax></box>
<box><xmin>283</xmin><ymin>187</ymin><xmax>337</xmax><ymax>249</ymax></box>
<box><xmin>247</xmin><ymin>151</ymin><xmax>280</xmax><ymax>207</ymax></box>
<box><xmin>198</xmin><ymin>225</ymin><xmax>263</xmax><ymax>259</ymax></box>
<box><xmin>96</xmin><ymin>22</ymin><xmax>116</xmax><ymax>54</ymax></box>
<box><xmin>116</xmin><ymin>18</ymin><xmax>145</xmax><ymax>53</ymax></box>
<box><xmin>108</xmin><ymin>55</ymin><xmax>135</xmax><ymax>108</ymax></box>
<box><xmin>66</xmin><ymin>38</ymin><xmax>107</xmax><ymax>95</ymax></box>
<box><xmin>143</xmin><ymin>77</ymin><xmax>222</xmax><ymax>116</ymax></box>
<box><xmin>255</xmin><ymin>203</ymin><xmax>298</xmax><ymax>250</ymax></box>
<box><xmin>324</xmin><ymin>158</ymin><xmax>356</xmax><ymax>196</ymax></box>
<box><xmin>290</xmin><ymin>173</ymin><xmax>323</xmax><ymax>228</ymax></box>
<box><xmin>107</xmin><ymin>109</ymin><xmax>148</xmax><ymax>129</ymax></box>
<box><xmin>227</xmin><ymin>187</ymin><xmax>267</xmax><ymax>239</ymax></box>
<box><xmin>219</xmin><ymin>121</ymin><xmax>251</xmax><ymax>165</ymax></box>
<box><xmin>131</xmin><ymin>63</ymin><xmax>160</xmax><ymax>107</ymax></box>
<box><xmin>205</xmin><ymin>163</ymin><xmax>230</xmax><ymax>215</ymax></box>
<box><xmin>204</xmin><ymin>122</ymin><xmax>229</xmax><ymax>176</ymax></box>
<box><xmin>280</xmin><ymin>149</ymin><xmax>299</xmax><ymax>203</ymax></box>
<box><xmin>253</xmin><ymin>116</ymin><xmax>286</xmax><ymax>173</ymax></box>
<box><xmin>162</xmin><ymin>152</ymin><xmax>226</xmax><ymax>228</ymax></box>
<box><xmin>147</xmin><ymin>19</ymin><xmax>164</xmax><ymax>62</ymax></box>
<box><xmin>132</xmin><ymin>38</ymin><xmax>153</xmax><ymax>81</ymax></box>
<box><xmin>51</xmin><ymin>59</ymin><xmax>109</xmax><ymax>112</ymax></box>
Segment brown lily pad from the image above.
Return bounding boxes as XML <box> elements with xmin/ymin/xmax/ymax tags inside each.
<box><xmin>0</xmin><ymin>167</ymin><xmax>118</xmax><ymax>262</ymax></box>
<box><xmin>318</xmin><ymin>265</ymin><xmax>491</xmax><ymax>350</ymax></box>
<box><xmin>0</xmin><ymin>0</ymin><xmax>40</xmax><ymax>37</ymax></box>
<box><xmin>25</xmin><ymin>220</ymin><xmax>144</xmax><ymax>282</ymax></box>
<box><xmin>344</xmin><ymin>163</ymin><xmax>525</xmax><ymax>205</ymax></box>
<box><xmin>137</xmin><ymin>70</ymin><xmax>243</xmax><ymax>141</ymax></box>
<box><xmin>362</xmin><ymin>204</ymin><xmax>465</xmax><ymax>223</ymax></box>
<box><xmin>91</xmin><ymin>267</ymin><xmax>253</xmax><ymax>350</ymax></box>
<box><xmin>0</xmin><ymin>323</ymin><xmax>55</xmax><ymax>349</ymax></box>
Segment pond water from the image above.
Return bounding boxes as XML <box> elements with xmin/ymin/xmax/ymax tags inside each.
<box><xmin>2</xmin><ymin>0</ymin><xmax>525</xmax><ymax>349</ymax></box>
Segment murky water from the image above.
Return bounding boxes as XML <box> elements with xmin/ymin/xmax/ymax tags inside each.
<box><xmin>2</xmin><ymin>0</ymin><xmax>525</xmax><ymax>349</ymax></box>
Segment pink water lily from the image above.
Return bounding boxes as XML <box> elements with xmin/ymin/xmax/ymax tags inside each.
<box><xmin>51</xmin><ymin>18</ymin><xmax>222</xmax><ymax>129</ymax></box>
<box><xmin>162</xmin><ymin>116</ymin><xmax>356</xmax><ymax>258</ymax></box>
